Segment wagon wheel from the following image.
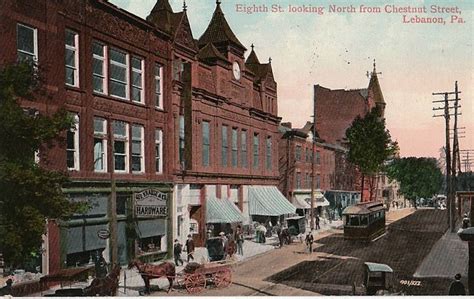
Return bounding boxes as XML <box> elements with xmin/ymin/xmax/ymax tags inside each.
<box><xmin>185</xmin><ymin>273</ymin><xmax>206</xmax><ymax>294</ymax></box>
<box><xmin>213</xmin><ymin>268</ymin><xmax>232</xmax><ymax>288</ymax></box>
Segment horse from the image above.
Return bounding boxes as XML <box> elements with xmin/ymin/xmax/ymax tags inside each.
<box><xmin>83</xmin><ymin>264</ymin><xmax>121</xmax><ymax>296</ymax></box>
<box><xmin>128</xmin><ymin>259</ymin><xmax>175</xmax><ymax>294</ymax></box>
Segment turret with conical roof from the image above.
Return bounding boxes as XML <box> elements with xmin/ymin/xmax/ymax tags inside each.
<box><xmin>198</xmin><ymin>1</ymin><xmax>246</xmax><ymax>57</ymax></box>
<box><xmin>368</xmin><ymin>60</ymin><xmax>386</xmax><ymax>117</ymax></box>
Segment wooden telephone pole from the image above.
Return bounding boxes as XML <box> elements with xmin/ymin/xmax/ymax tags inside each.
<box><xmin>432</xmin><ymin>82</ymin><xmax>462</xmax><ymax>232</ymax></box>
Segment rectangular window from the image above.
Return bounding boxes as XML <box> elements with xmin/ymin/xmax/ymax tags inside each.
<box><xmin>92</xmin><ymin>42</ymin><xmax>106</xmax><ymax>93</ymax></box>
<box><xmin>65</xmin><ymin>29</ymin><xmax>79</xmax><ymax>87</ymax></box>
<box><xmin>266</xmin><ymin>136</ymin><xmax>272</xmax><ymax>170</ymax></box>
<box><xmin>305</xmin><ymin>173</ymin><xmax>310</xmax><ymax>189</ymax></box>
<box><xmin>109</xmin><ymin>48</ymin><xmax>128</xmax><ymax>99</ymax></box>
<box><xmin>155</xmin><ymin>129</ymin><xmax>163</xmax><ymax>174</ymax></box>
<box><xmin>155</xmin><ymin>64</ymin><xmax>163</xmax><ymax>108</ymax></box>
<box><xmin>179</xmin><ymin>115</ymin><xmax>185</xmax><ymax>165</ymax></box>
<box><xmin>316</xmin><ymin>174</ymin><xmax>321</xmax><ymax>189</ymax></box>
<box><xmin>221</xmin><ymin>125</ymin><xmax>228</xmax><ymax>167</ymax></box>
<box><xmin>202</xmin><ymin>121</ymin><xmax>210</xmax><ymax>167</ymax></box>
<box><xmin>316</xmin><ymin>151</ymin><xmax>321</xmax><ymax>165</ymax></box>
<box><xmin>295</xmin><ymin>145</ymin><xmax>302</xmax><ymax>161</ymax></box>
<box><xmin>17</xmin><ymin>23</ymin><xmax>37</xmax><ymax>62</ymax></box>
<box><xmin>93</xmin><ymin>117</ymin><xmax>107</xmax><ymax>172</ymax></box>
<box><xmin>131</xmin><ymin>57</ymin><xmax>143</xmax><ymax>103</ymax></box>
<box><xmin>296</xmin><ymin>172</ymin><xmax>301</xmax><ymax>189</ymax></box>
<box><xmin>241</xmin><ymin>130</ymin><xmax>247</xmax><ymax>168</ymax></box>
<box><xmin>67</xmin><ymin>114</ymin><xmax>80</xmax><ymax>170</ymax></box>
<box><xmin>253</xmin><ymin>133</ymin><xmax>259</xmax><ymax>169</ymax></box>
<box><xmin>131</xmin><ymin>124</ymin><xmax>144</xmax><ymax>173</ymax></box>
<box><xmin>305</xmin><ymin>148</ymin><xmax>310</xmax><ymax>162</ymax></box>
<box><xmin>232</xmin><ymin>128</ymin><xmax>238</xmax><ymax>167</ymax></box>
<box><xmin>113</xmin><ymin>121</ymin><xmax>129</xmax><ymax>172</ymax></box>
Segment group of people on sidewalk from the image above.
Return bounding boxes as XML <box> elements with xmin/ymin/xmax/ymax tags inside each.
<box><xmin>173</xmin><ymin>234</ymin><xmax>195</xmax><ymax>266</ymax></box>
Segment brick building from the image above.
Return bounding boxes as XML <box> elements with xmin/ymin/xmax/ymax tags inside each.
<box><xmin>152</xmin><ymin>1</ymin><xmax>295</xmax><ymax>246</ymax></box>
<box><xmin>1</xmin><ymin>0</ymin><xmax>176</xmax><ymax>273</ymax></box>
<box><xmin>314</xmin><ymin>63</ymin><xmax>388</xmax><ymax>210</ymax></box>
<box><xmin>0</xmin><ymin>0</ymin><xmax>296</xmax><ymax>274</ymax></box>
<box><xmin>279</xmin><ymin>122</ymin><xmax>334</xmax><ymax>216</ymax></box>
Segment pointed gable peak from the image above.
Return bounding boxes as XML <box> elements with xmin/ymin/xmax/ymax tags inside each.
<box><xmin>246</xmin><ymin>44</ymin><xmax>260</xmax><ymax>64</ymax></box>
<box><xmin>198</xmin><ymin>1</ymin><xmax>246</xmax><ymax>51</ymax></box>
<box><xmin>151</xmin><ymin>0</ymin><xmax>173</xmax><ymax>13</ymax></box>
<box><xmin>368</xmin><ymin>59</ymin><xmax>385</xmax><ymax>104</ymax></box>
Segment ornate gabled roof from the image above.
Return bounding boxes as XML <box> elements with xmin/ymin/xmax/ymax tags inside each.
<box><xmin>147</xmin><ymin>0</ymin><xmax>175</xmax><ymax>33</ymax></box>
<box><xmin>198</xmin><ymin>43</ymin><xmax>228</xmax><ymax>63</ymax></box>
<box><xmin>368</xmin><ymin>61</ymin><xmax>385</xmax><ymax>104</ymax></box>
<box><xmin>246</xmin><ymin>44</ymin><xmax>260</xmax><ymax>64</ymax></box>
<box><xmin>197</xmin><ymin>2</ymin><xmax>246</xmax><ymax>50</ymax></box>
<box><xmin>247</xmin><ymin>62</ymin><xmax>272</xmax><ymax>82</ymax></box>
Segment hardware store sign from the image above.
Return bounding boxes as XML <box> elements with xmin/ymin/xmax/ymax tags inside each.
<box><xmin>134</xmin><ymin>189</ymin><xmax>168</xmax><ymax>218</ymax></box>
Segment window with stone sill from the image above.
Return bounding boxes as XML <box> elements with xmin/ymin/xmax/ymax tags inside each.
<box><xmin>131</xmin><ymin>124</ymin><xmax>144</xmax><ymax>173</ymax></box>
<box><xmin>113</xmin><ymin>121</ymin><xmax>128</xmax><ymax>172</ymax></box>
<box><xmin>17</xmin><ymin>23</ymin><xmax>37</xmax><ymax>63</ymax></box>
<box><xmin>65</xmin><ymin>29</ymin><xmax>79</xmax><ymax>87</ymax></box>
<box><xmin>93</xmin><ymin>117</ymin><xmax>107</xmax><ymax>172</ymax></box>
<box><xmin>67</xmin><ymin>114</ymin><xmax>80</xmax><ymax>171</ymax></box>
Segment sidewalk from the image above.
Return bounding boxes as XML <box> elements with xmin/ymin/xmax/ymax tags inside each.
<box><xmin>414</xmin><ymin>229</ymin><xmax>468</xmax><ymax>278</ymax></box>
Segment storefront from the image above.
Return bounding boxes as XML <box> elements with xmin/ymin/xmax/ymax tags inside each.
<box><xmin>325</xmin><ymin>190</ymin><xmax>361</xmax><ymax>220</ymax></box>
<box><xmin>248</xmin><ymin>186</ymin><xmax>297</xmax><ymax>225</ymax></box>
<box><xmin>292</xmin><ymin>189</ymin><xmax>330</xmax><ymax>219</ymax></box>
<box><xmin>54</xmin><ymin>182</ymin><xmax>173</xmax><ymax>271</ymax></box>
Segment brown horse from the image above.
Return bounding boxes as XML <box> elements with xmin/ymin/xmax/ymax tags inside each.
<box><xmin>84</xmin><ymin>264</ymin><xmax>121</xmax><ymax>296</ymax></box>
<box><xmin>128</xmin><ymin>259</ymin><xmax>175</xmax><ymax>294</ymax></box>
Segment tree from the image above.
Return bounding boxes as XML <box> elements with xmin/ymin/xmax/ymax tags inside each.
<box><xmin>385</xmin><ymin>157</ymin><xmax>443</xmax><ymax>206</ymax></box>
<box><xmin>345</xmin><ymin>107</ymin><xmax>398</xmax><ymax>201</ymax></box>
<box><xmin>0</xmin><ymin>62</ymin><xmax>76</xmax><ymax>267</ymax></box>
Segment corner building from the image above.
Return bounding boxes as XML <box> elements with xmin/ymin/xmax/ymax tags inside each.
<box><xmin>147</xmin><ymin>1</ymin><xmax>294</xmax><ymax>246</ymax></box>
<box><xmin>0</xmin><ymin>0</ymin><xmax>175</xmax><ymax>273</ymax></box>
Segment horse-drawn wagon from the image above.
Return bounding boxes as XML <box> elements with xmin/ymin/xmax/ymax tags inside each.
<box><xmin>177</xmin><ymin>261</ymin><xmax>233</xmax><ymax>294</ymax></box>
<box><xmin>129</xmin><ymin>259</ymin><xmax>234</xmax><ymax>295</ymax></box>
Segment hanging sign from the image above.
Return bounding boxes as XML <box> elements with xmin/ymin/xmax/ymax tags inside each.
<box><xmin>97</xmin><ymin>229</ymin><xmax>110</xmax><ymax>239</ymax></box>
<box><xmin>134</xmin><ymin>188</ymin><xmax>168</xmax><ymax>218</ymax></box>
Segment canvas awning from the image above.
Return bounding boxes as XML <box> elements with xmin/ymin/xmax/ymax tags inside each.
<box><xmin>293</xmin><ymin>194</ymin><xmax>311</xmax><ymax>209</ymax></box>
<box><xmin>206</xmin><ymin>196</ymin><xmax>245</xmax><ymax>224</ymax></box>
<box><xmin>136</xmin><ymin>219</ymin><xmax>166</xmax><ymax>238</ymax></box>
<box><xmin>294</xmin><ymin>190</ymin><xmax>330</xmax><ymax>208</ymax></box>
<box><xmin>249</xmin><ymin>186</ymin><xmax>296</xmax><ymax>216</ymax></box>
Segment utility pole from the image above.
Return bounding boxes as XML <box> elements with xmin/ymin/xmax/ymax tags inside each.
<box><xmin>433</xmin><ymin>82</ymin><xmax>462</xmax><ymax>232</ymax></box>
<box><xmin>310</xmin><ymin>85</ymin><xmax>318</xmax><ymax>231</ymax></box>
<box><xmin>107</xmin><ymin>117</ymin><xmax>118</xmax><ymax>266</ymax></box>
<box><xmin>460</xmin><ymin>150</ymin><xmax>474</xmax><ymax>172</ymax></box>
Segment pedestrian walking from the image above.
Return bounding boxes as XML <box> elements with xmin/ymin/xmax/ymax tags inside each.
<box><xmin>95</xmin><ymin>250</ymin><xmax>108</xmax><ymax>278</ymax></box>
<box><xmin>316</xmin><ymin>215</ymin><xmax>321</xmax><ymax>230</ymax></box>
<box><xmin>448</xmin><ymin>273</ymin><xmax>466</xmax><ymax>295</ymax></box>
<box><xmin>235</xmin><ymin>225</ymin><xmax>244</xmax><ymax>256</ymax></box>
<box><xmin>0</xmin><ymin>279</ymin><xmax>13</xmax><ymax>296</ymax></box>
<box><xmin>276</xmin><ymin>223</ymin><xmax>283</xmax><ymax>248</ymax></box>
<box><xmin>185</xmin><ymin>234</ymin><xmax>195</xmax><ymax>263</ymax></box>
<box><xmin>173</xmin><ymin>239</ymin><xmax>184</xmax><ymax>266</ymax></box>
<box><xmin>305</xmin><ymin>232</ymin><xmax>314</xmax><ymax>254</ymax></box>
<box><xmin>462</xmin><ymin>213</ymin><xmax>470</xmax><ymax>229</ymax></box>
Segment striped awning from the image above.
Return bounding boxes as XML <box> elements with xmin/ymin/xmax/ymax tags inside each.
<box><xmin>248</xmin><ymin>186</ymin><xmax>296</xmax><ymax>216</ymax></box>
<box><xmin>206</xmin><ymin>196</ymin><xmax>245</xmax><ymax>224</ymax></box>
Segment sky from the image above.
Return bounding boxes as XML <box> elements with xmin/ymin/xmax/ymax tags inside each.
<box><xmin>110</xmin><ymin>0</ymin><xmax>473</xmax><ymax>160</ymax></box>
